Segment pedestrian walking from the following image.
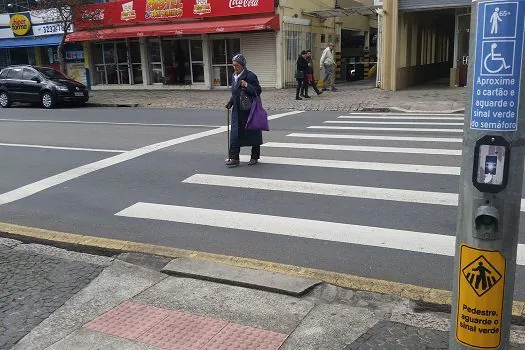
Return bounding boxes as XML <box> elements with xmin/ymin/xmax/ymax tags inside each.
<box><xmin>295</xmin><ymin>50</ymin><xmax>309</xmax><ymax>100</ymax></box>
<box><xmin>305</xmin><ymin>49</ymin><xmax>322</xmax><ymax>96</ymax></box>
<box><xmin>224</xmin><ymin>53</ymin><xmax>263</xmax><ymax>168</ymax></box>
<box><xmin>320</xmin><ymin>43</ymin><xmax>338</xmax><ymax>92</ymax></box>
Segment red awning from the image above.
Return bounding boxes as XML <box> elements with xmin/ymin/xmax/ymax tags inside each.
<box><xmin>67</xmin><ymin>15</ymin><xmax>279</xmax><ymax>42</ymax></box>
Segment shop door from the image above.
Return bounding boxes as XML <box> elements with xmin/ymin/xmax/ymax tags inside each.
<box><xmin>457</xmin><ymin>13</ymin><xmax>470</xmax><ymax>87</ymax></box>
<box><xmin>211</xmin><ymin>39</ymin><xmax>240</xmax><ymax>87</ymax></box>
<box><xmin>116</xmin><ymin>42</ymin><xmax>131</xmax><ymax>85</ymax></box>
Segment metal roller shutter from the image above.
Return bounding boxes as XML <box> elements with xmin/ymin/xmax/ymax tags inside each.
<box><xmin>399</xmin><ymin>0</ymin><xmax>471</xmax><ymax>11</ymax></box>
<box><xmin>241</xmin><ymin>32</ymin><xmax>277</xmax><ymax>88</ymax></box>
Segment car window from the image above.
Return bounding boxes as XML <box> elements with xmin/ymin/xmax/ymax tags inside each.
<box><xmin>23</xmin><ymin>68</ymin><xmax>40</xmax><ymax>81</ymax></box>
<box><xmin>34</xmin><ymin>67</ymin><xmax>67</xmax><ymax>80</ymax></box>
<box><xmin>0</xmin><ymin>69</ymin><xmax>8</xmax><ymax>79</ymax></box>
<box><xmin>6</xmin><ymin>68</ymin><xmax>23</xmax><ymax>80</ymax></box>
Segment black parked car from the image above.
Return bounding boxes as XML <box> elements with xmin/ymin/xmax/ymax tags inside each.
<box><xmin>0</xmin><ymin>65</ymin><xmax>89</xmax><ymax>109</ymax></box>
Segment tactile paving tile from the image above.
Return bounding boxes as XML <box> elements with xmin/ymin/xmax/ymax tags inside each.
<box><xmin>202</xmin><ymin>323</ymin><xmax>289</xmax><ymax>350</ymax></box>
<box><xmin>137</xmin><ymin>310</ymin><xmax>228</xmax><ymax>350</ymax></box>
<box><xmin>84</xmin><ymin>300</ymin><xmax>170</xmax><ymax>339</ymax></box>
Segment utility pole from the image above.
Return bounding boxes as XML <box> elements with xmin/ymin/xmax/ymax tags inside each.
<box><xmin>450</xmin><ymin>1</ymin><xmax>525</xmax><ymax>349</ymax></box>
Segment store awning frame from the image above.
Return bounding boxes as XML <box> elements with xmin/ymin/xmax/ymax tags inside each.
<box><xmin>0</xmin><ymin>34</ymin><xmax>63</xmax><ymax>48</ymax></box>
<box><xmin>66</xmin><ymin>15</ymin><xmax>280</xmax><ymax>42</ymax></box>
<box><xmin>302</xmin><ymin>5</ymin><xmax>381</xmax><ymax>18</ymax></box>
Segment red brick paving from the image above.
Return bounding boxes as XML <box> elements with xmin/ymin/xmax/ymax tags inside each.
<box><xmin>83</xmin><ymin>300</ymin><xmax>288</xmax><ymax>350</ymax></box>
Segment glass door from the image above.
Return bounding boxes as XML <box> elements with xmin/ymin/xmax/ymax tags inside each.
<box><xmin>148</xmin><ymin>39</ymin><xmax>163</xmax><ymax>84</ymax></box>
<box><xmin>116</xmin><ymin>41</ymin><xmax>131</xmax><ymax>85</ymax></box>
<box><xmin>211</xmin><ymin>38</ymin><xmax>240</xmax><ymax>87</ymax></box>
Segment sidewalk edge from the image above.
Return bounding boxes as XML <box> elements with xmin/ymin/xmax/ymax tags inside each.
<box><xmin>388</xmin><ymin>107</ymin><xmax>466</xmax><ymax>114</ymax></box>
<box><xmin>1</xmin><ymin>221</ymin><xmax>524</xmax><ymax>318</ymax></box>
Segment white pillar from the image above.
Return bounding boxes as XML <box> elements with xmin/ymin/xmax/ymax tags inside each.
<box><xmin>139</xmin><ymin>37</ymin><xmax>150</xmax><ymax>86</ymax></box>
<box><xmin>202</xmin><ymin>34</ymin><xmax>212</xmax><ymax>89</ymax></box>
<box><xmin>275</xmin><ymin>30</ymin><xmax>283</xmax><ymax>89</ymax></box>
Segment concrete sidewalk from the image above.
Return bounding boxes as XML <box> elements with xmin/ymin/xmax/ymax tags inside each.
<box><xmin>88</xmin><ymin>81</ymin><xmax>467</xmax><ymax>114</ymax></box>
<box><xmin>4</xmin><ymin>237</ymin><xmax>524</xmax><ymax>350</ymax></box>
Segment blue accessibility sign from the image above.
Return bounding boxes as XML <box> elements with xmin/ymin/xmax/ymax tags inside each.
<box><xmin>471</xmin><ymin>0</ymin><xmax>525</xmax><ymax>131</ymax></box>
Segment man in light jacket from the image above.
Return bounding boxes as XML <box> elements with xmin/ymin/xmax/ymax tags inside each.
<box><xmin>320</xmin><ymin>43</ymin><xmax>338</xmax><ymax>92</ymax></box>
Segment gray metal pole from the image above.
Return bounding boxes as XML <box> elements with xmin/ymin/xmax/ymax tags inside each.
<box><xmin>450</xmin><ymin>1</ymin><xmax>525</xmax><ymax>349</ymax></box>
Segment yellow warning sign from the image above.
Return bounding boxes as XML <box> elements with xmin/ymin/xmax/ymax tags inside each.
<box><xmin>456</xmin><ymin>245</ymin><xmax>506</xmax><ymax>349</ymax></box>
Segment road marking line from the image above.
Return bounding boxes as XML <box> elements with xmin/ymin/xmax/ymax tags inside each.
<box><xmin>338</xmin><ymin>115</ymin><xmax>464</xmax><ymax>120</ymax></box>
<box><xmin>0</xmin><ymin>118</ymin><xmax>222</xmax><ymax>128</ymax></box>
<box><xmin>287</xmin><ymin>133</ymin><xmax>463</xmax><ymax>143</ymax></box>
<box><xmin>308</xmin><ymin>126</ymin><xmax>464</xmax><ymax>133</ymax></box>
<box><xmin>325</xmin><ymin>121</ymin><xmax>464</xmax><ymax>126</ymax></box>
<box><xmin>115</xmin><ymin>203</ymin><xmax>525</xmax><ymax>265</ymax></box>
<box><xmin>183</xmin><ymin>174</ymin><xmax>525</xmax><ymax>211</ymax></box>
<box><xmin>263</xmin><ymin>142</ymin><xmax>461</xmax><ymax>155</ymax></box>
<box><xmin>115</xmin><ymin>203</ymin><xmax>457</xmax><ymax>257</ymax></box>
<box><xmin>239</xmin><ymin>155</ymin><xmax>460</xmax><ymax>175</ymax></box>
<box><xmin>345</xmin><ymin>112</ymin><xmax>463</xmax><ymax>117</ymax></box>
<box><xmin>0</xmin><ymin>111</ymin><xmax>302</xmax><ymax>206</ymax></box>
<box><xmin>183</xmin><ymin>174</ymin><xmax>458</xmax><ymax>205</ymax></box>
<box><xmin>0</xmin><ymin>142</ymin><xmax>125</xmax><ymax>153</ymax></box>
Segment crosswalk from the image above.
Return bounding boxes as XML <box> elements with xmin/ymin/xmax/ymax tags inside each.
<box><xmin>115</xmin><ymin>112</ymin><xmax>525</xmax><ymax>271</ymax></box>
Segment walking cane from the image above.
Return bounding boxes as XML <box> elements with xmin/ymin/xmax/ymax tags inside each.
<box><xmin>226</xmin><ymin>107</ymin><xmax>231</xmax><ymax>161</ymax></box>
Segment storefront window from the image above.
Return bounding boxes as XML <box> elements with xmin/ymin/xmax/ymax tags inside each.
<box><xmin>211</xmin><ymin>38</ymin><xmax>240</xmax><ymax>87</ymax></box>
<box><xmin>93</xmin><ymin>39</ymin><xmax>141</xmax><ymax>85</ymax></box>
<box><xmin>9</xmin><ymin>47</ymin><xmax>34</xmax><ymax>65</ymax></box>
<box><xmin>147</xmin><ymin>37</ymin><xmax>203</xmax><ymax>85</ymax></box>
<box><xmin>0</xmin><ymin>49</ymin><xmax>9</xmax><ymax>69</ymax></box>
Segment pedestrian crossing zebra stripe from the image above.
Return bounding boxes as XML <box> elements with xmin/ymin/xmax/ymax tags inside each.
<box><xmin>324</xmin><ymin>121</ymin><xmax>465</xmax><ymax>126</ymax></box>
<box><xmin>286</xmin><ymin>133</ymin><xmax>464</xmax><ymax>143</ymax></box>
<box><xmin>114</xmin><ymin>203</ymin><xmax>525</xmax><ymax>266</ymax></box>
<box><xmin>262</xmin><ymin>142</ymin><xmax>462</xmax><ymax>156</ymax></box>
<box><xmin>338</xmin><ymin>116</ymin><xmax>464</xmax><ymax>120</ymax></box>
<box><xmin>239</xmin><ymin>155</ymin><xmax>461</xmax><ymax>175</ymax></box>
<box><xmin>343</xmin><ymin>113</ymin><xmax>463</xmax><ymax>117</ymax></box>
<box><xmin>308</xmin><ymin>126</ymin><xmax>464</xmax><ymax>133</ymax></box>
<box><xmin>184</xmin><ymin>174</ymin><xmax>525</xmax><ymax>211</ymax></box>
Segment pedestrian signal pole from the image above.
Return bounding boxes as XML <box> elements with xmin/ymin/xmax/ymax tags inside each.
<box><xmin>450</xmin><ymin>0</ymin><xmax>525</xmax><ymax>349</ymax></box>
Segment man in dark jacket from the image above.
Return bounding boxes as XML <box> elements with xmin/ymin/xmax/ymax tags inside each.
<box><xmin>303</xmin><ymin>50</ymin><xmax>322</xmax><ymax>96</ymax></box>
<box><xmin>225</xmin><ymin>53</ymin><xmax>263</xmax><ymax>167</ymax></box>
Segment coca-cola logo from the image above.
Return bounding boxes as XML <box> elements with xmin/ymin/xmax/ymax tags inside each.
<box><xmin>229</xmin><ymin>0</ymin><xmax>259</xmax><ymax>8</ymax></box>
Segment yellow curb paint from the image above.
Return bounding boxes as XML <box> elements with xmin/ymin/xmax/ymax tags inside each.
<box><xmin>1</xmin><ymin>221</ymin><xmax>524</xmax><ymax>317</ymax></box>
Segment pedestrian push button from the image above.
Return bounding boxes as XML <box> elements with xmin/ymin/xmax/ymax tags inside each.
<box><xmin>472</xmin><ymin>135</ymin><xmax>510</xmax><ymax>193</ymax></box>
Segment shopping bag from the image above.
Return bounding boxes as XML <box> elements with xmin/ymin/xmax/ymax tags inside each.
<box><xmin>246</xmin><ymin>96</ymin><xmax>269</xmax><ymax>131</ymax></box>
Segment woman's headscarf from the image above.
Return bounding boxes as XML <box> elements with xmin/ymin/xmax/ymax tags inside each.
<box><xmin>232</xmin><ymin>54</ymin><xmax>247</xmax><ymax>68</ymax></box>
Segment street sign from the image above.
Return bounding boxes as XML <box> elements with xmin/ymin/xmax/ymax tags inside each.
<box><xmin>456</xmin><ymin>245</ymin><xmax>506</xmax><ymax>349</ymax></box>
<box><xmin>471</xmin><ymin>1</ymin><xmax>525</xmax><ymax>131</ymax></box>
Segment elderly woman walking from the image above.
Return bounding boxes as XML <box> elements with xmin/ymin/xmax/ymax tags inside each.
<box><xmin>225</xmin><ymin>54</ymin><xmax>263</xmax><ymax>168</ymax></box>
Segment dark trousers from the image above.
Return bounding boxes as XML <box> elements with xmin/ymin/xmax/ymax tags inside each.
<box><xmin>306</xmin><ymin>78</ymin><xmax>321</xmax><ymax>95</ymax></box>
<box><xmin>296</xmin><ymin>78</ymin><xmax>307</xmax><ymax>98</ymax></box>
<box><xmin>229</xmin><ymin>145</ymin><xmax>260</xmax><ymax>160</ymax></box>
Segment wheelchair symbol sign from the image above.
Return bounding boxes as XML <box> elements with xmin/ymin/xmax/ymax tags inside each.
<box><xmin>481</xmin><ymin>40</ymin><xmax>515</xmax><ymax>76</ymax></box>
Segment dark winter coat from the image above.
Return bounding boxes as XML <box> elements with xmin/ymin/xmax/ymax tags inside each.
<box><xmin>306</xmin><ymin>56</ymin><xmax>314</xmax><ymax>74</ymax></box>
<box><xmin>228</xmin><ymin>70</ymin><xmax>263</xmax><ymax>147</ymax></box>
<box><xmin>296</xmin><ymin>56</ymin><xmax>309</xmax><ymax>77</ymax></box>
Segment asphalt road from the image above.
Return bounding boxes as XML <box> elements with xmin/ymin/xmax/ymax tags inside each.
<box><xmin>1</xmin><ymin>106</ymin><xmax>525</xmax><ymax>300</ymax></box>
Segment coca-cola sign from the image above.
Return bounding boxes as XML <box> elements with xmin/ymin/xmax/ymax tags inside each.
<box><xmin>75</xmin><ymin>0</ymin><xmax>274</xmax><ymax>29</ymax></box>
<box><xmin>229</xmin><ymin>0</ymin><xmax>260</xmax><ymax>8</ymax></box>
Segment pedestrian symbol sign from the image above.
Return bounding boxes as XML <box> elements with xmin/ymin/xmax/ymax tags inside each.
<box><xmin>471</xmin><ymin>0</ymin><xmax>525</xmax><ymax>132</ymax></box>
<box><xmin>456</xmin><ymin>245</ymin><xmax>506</xmax><ymax>349</ymax></box>
<box><xmin>462</xmin><ymin>255</ymin><xmax>502</xmax><ymax>297</ymax></box>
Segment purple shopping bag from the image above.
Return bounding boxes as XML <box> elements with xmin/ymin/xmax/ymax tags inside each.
<box><xmin>246</xmin><ymin>96</ymin><xmax>270</xmax><ymax>131</ymax></box>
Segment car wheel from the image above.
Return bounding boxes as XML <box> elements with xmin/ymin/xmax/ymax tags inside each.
<box><xmin>41</xmin><ymin>91</ymin><xmax>55</xmax><ymax>109</ymax></box>
<box><xmin>0</xmin><ymin>91</ymin><xmax>11</xmax><ymax>108</ymax></box>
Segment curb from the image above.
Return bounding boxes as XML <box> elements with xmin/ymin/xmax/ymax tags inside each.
<box><xmin>1</xmin><ymin>221</ymin><xmax>524</xmax><ymax>318</ymax></box>
<box><xmin>87</xmin><ymin>102</ymin><xmax>139</xmax><ymax>108</ymax></box>
<box><xmin>388</xmin><ymin>107</ymin><xmax>466</xmax><ymax>114</ymax></box>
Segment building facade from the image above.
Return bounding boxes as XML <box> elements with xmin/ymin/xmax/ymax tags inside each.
<box><xmin>0</xmin><ymin>9</ymin><xmax>84</xmax><ymax>72</ymax></box>
<box><xmin>65</xmin><ymin>0</ymin><xmax>375</xmax><ymax>90</ymax></box>
<box><xmin>378</xmin><ymin>0</ymin><xmax>471</xmax><ymax>90</ymax></box>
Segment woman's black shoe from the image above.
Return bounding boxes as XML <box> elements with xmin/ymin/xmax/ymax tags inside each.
<box><xmin>248</xmin><ymin>159</ymin><xmax>258</xmax><ymax>166</ymax></box>
<box><xmin>225</xmin><ymin>159</ymin><xmax>240</xmax><ymax>167</ymax></box>
<box><xmin>295</xmin><ymin>97</ymin><xmax>302</xmax><ymax>100</ymax></box>
<box><xmin>304</xmin><ymin>95</ymin><xmax>311</xmax><ymax>99</ymax></box>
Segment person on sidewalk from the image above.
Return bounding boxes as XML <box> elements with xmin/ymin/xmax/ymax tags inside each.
<box><xmin>225</xmin><ymin>54</ymin><xmax>263</xmax><ymax>168</ymax></box>
<box><xmin>320</xmin><ymin>43</ymin><xmax>338</xmax><ymax>92</ymax></box>
<box><xmin>295</xmin><ymin>50</ymin><xmax>309</xmax><ymax>100</ymax></box>
<box><xmin>305</xmin><ymin>50</ymin><xmax>322</xmax><ymax>96</ymax></box>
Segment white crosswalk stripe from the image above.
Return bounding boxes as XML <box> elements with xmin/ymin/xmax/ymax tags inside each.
<box><xmin>287</xmin><ymin>133</ymin><xmax>463</xmax><ymax>143</ymax></box>
<box><xmin>118</xmin><ymin>112</ymin><xmax>525</xmax><ymax>265</ymax></box>
<box><xmin>263</xmin><ymin>142</ymin><xmax>461</xmax><ymax>155</ymax></box>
